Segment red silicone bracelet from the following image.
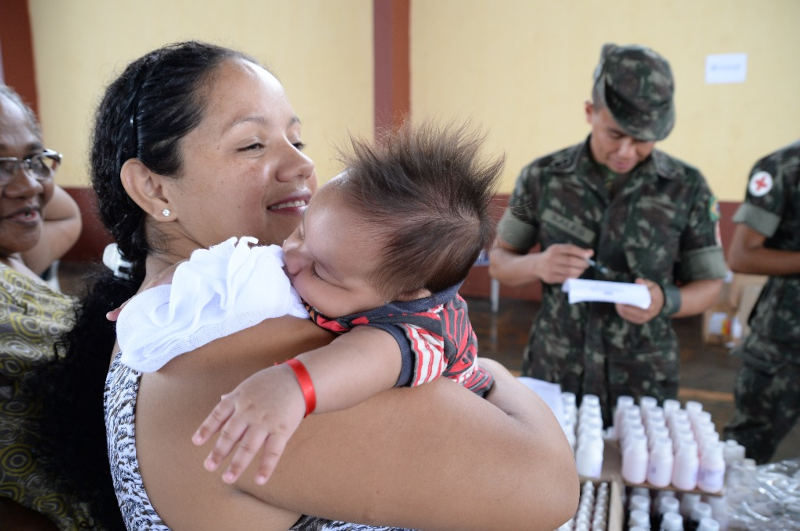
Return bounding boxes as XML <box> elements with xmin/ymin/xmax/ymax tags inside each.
<box><xmin>285</xmin><ymin>358</ymin><xmax>316</xmax><ymax>417</ymax></box>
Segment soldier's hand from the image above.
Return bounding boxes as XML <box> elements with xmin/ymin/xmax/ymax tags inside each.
<box><xmin>536</xmin><ymin>244</ymin><xmax>593</xmax><ymax>284</ymax></box>
<box><xmin>615</xmin><ymin>278</ymin><xmax>664</xmax><ymax>324</ymax></box>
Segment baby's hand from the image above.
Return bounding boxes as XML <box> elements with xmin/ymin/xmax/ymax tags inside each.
<box><xmin>105</xmin><ymin>300</ymin><xmax>129</xmax><ymax>321</ymax></box>
<box><xmin>192</xmin><ymin>363</ymin><xmax>307</xmax><ymax>485</ymax></box>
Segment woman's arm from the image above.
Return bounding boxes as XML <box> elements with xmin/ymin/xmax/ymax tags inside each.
<box><xmin>21</xmin><ymin>186</ymin><xmax>82</xmax><ymax>275</ymax></box>
<box><xmin>193</xmin><ymin>326</ymin><xmax>403</xmax><ymax>485</ymax></box>
<box><xmin>263</xmin><ymin>355</ymin><xmax>580</xmax><ymax>531</ymax></box>
<box><xmin>136</xmin><ymin>317</ymin><xmax>579</xmax><ymax>531</ymax></box>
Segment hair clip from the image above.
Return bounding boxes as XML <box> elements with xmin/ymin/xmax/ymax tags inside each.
<box><xmin>103</xmin><ymin>243</ymin><xmax>133</xmax><ymax>279</ymax></box>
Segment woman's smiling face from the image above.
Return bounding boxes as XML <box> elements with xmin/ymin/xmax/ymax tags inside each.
<box><xmin>165</xmin><ymin>58</ymin><xmax>317</xmax><ymax>250</ymax></box>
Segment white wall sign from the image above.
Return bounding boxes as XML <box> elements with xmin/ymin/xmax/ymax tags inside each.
<box><xmin>705</xmin><ymin>53</ymin><xmax>748</xmax><ymax>84</ymax></box>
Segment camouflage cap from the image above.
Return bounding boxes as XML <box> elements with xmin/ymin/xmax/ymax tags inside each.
<box><xmin>593</xmin><ymin>43</ymin><xmax>675</xmax><ymax>141</ymax></box>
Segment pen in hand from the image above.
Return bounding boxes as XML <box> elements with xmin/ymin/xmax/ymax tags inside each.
<box><xmin>586</xmin><ymin>258</ymin><xmax>609</xmax><ymax>275</ymax></box>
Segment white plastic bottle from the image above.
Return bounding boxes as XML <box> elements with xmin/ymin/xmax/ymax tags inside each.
<box><xmin>628</xmin><ymin>508</ymin><xmax>650</xmax><ymax>529</ymax></box>
<box><xmin>680</xmin><ymin>493</ymin><xmax>701</xmax><ymax>520</ymax></box>
<box><xmin>663</xmin><ymin>398</ymin><xmax>681</xmax><ymax>418</ymax></box>
<box><xmin>629</xmin><ymin>493</ymin><xmax>650</xmax><ymax>514</ymax></box>
<box><xmin>685</xmin><ymin>400</ymin><xmax>703</xmax><ymax>419</ymax></box>
<box><xmin>689</xmin><ymin>502</ymin><xmax>713</xmax><ymax>530</ymax></box>
<box><xmin>578</xmin><ymin>414</ymin><xmax>603</xmax><ymax>440</ymax></box>
<box><xmin>581</xmin><ymin>393</ymin><xmax>600</xmax><ymax>411</ymax></box>
<box><xmin>622</xmin><ymin>423</ymin><xmax>646</xmax><ymax>453</ymax></box>
<box><xmin>722</xmin><ymin>439</ymin><xmax>746</xmax><ymax>464</ymax></box>
<box><xmin>657</xmin><ymin>494</ymin><xmax>680</xmax><ymax>526</ymax></box>
<box><xmin>622</xmin><ymin>434</ymin><xmax>648</xmax><ymax>484</ymax></box>
<box><xmin>614</xmin><ymin>395</ymin><xmax>634</xmax><ymax>439</ymax></box>
<box><xmin>672</xmin><ymin>441</ymin><xmax>699</xmax><ymax>491</ymax></box>
<box><xmin>697</xmin><ymin>442</ymin><xmax>725</xmax><ymax>494</ymax></box>
<box><xmin>576</xmin><ymin>435</ymin><xmax>604</xmax><ymax>479</ymax></box>
<box><xmin>672</xmin><ymin>426</ymin><xmax>696</xmax><ymax>451</ymax></box>
<box><xmin>696</xmin><ymin>517</ymin><xmax>720</xmax><ymax>531</ymax></box>
<box><xmin>645</xmin><ymin>406</ymin><xmax>666</xmax><ymax>429</ymax></box>
<box><xmin>702</xmin><ymin>494</ymin><xmax>728</xmax><ymax>530</ymax></box>
<box><xmin>620</xmin><ymin>406</ymin><xmax>642</xmax><ymax>442</ymax></box>
<box><xmin>562</xmin><ymin>392</ymin><xmax>577</xmax><ymax>424</ymax></box>
<box><xmin>660</xmin><ymin>511</ymin><xmax>684</xmax><ymax>531</ymax></box>
<box><xmin>639</xmin><ymin>395</ymin><xmax>658</xmax><ymax>412</ymax></box>
<box><xmin>647</xmin><ymin>437</ymin><xmax>674</xmax><ymax>488</ymax></box>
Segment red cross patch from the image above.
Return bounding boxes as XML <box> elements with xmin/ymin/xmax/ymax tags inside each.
<box><xmin>748</xmin><ymin>170</ymin><xmax>773</xmax><ymax>197</ymax></box>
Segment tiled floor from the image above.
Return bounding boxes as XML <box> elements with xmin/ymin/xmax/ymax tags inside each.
<box><xmin>56</xmin><ymin>261</ymin><xmax>798</xmax><ymax>463</ymax></box>
<box><xmin>463</xmin><ymin>295</ymin><xmax>800</xmax><ymax>464</ymax></box>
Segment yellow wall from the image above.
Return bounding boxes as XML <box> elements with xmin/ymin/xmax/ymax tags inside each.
<box><xmin>28</xmin><ymin>0</ymin><xmax>374</xmax><ymax>187</ymax></box>
<box><xmin>411</xmin><ymin>0</ymin><xmax>800</xmax><ymax>201</ymax></box>
<box><xmin>29</xmin><ymin>0</ymin><xmax>800</xmax><ymax>202</ymax></box>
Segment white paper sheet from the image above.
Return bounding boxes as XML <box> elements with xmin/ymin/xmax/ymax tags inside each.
<box><xmin>562</xmin><ymin>278</ymin><xmax>652</xmax><ymax>309</ymax></box>
<box><xmin>705</xmin><ymin>53</ymin><xmax>747</xmax><ymax>84</ymax></box>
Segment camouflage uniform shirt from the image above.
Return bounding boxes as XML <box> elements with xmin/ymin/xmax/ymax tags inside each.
<box><xmin>722</xmin><ymin>140</ymin><xmax>800</xmax><ymax>463</ymax></box>
<box><xmin>731</xmin><ymin>139</ymin><xmax>800</xmax><ymax>363</ymax></box>
<box><xmin>496</xmin><ymin>136</ymin><xmax>727</xmax><ymax>418</ymax></box>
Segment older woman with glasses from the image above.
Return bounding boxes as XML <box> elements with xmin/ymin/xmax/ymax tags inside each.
<box><xmin>0</xmin><ymin>85</ymin><xmax>92</xmax><ymax>529</ymax></box>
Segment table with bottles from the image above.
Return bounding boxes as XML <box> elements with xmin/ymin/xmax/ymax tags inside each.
<box><xmin>554</xmin><ymin>392</ymin><xmax>787</xmax><ymax>531</ymax></box>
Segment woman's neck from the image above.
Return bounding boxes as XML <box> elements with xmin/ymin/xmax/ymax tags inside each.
<box><xmin>142</xmin><ymin>252</ymin><xmax>187</xmax><ymax>291</ymax></box>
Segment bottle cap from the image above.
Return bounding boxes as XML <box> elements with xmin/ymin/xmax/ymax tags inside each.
<box><xmin>629</xmin><ymin>509</ymin><xmax>650</xmax><ymax>528</ymax></box>
<box><xmin>658</xmin><ymin>495</ymin><xmax>680</xmax><ymax>515</ymax></box>
<box><xmin>680</xmin><ymin>493</ymin><xmax>701</xmax><ymax>517</ymax></box>
<box><xmin>663</xmin><ymin>398</ymin><xmax>681</xmax><ymax>416</ymax></box>
<box><xmin>562</xmin><ymin>392</ymin><xmax>577</xmax><ymax>407</ymax></box>
<box><xmin>660</xmin><ymin>511</ymin><xmax>683</xmax><ymax>531</ymax></box>
<box><xmin>696</xmin><ymin>517</ymin><xmax>720</xmax><ymax>531</ymax></box>
<box><xmin>685</xmin><ymin>400</ymin><xmax>703</xmax><ymax>415</ymax></box>
<box><xmin>629</xmin><ymin>494</ymin><xmax>650</xmax><ymax>513</ymax></box>
<box><xmin>691</xmin><ymin>502</ymin><xmax>713</xmax><ymax>522</ymax></box>
<box><xmin>616</xmin><ymin>395</ymin><xmax>634</xmax><ymax>408</ymax></box>
<box><xmin>639</xmin><ymin>395</ymin><xmax>657</xmax><ymax>409</ymax></box>
<box><xmin>581</xmin><ymin>394</ymin><xmax>600</xmax><ymax>408</ymax></box>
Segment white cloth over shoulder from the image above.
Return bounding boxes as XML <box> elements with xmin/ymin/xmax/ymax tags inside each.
<box><xmin>118</xmin><ymin>236</ymin><xmax>308</xmax><ymax>372</ymax></box>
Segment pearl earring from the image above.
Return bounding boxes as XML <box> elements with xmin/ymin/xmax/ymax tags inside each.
<box><xmin>162</xmin><ymin>208</ymin><xmax>171</xmax><ymax>217</ymax></box>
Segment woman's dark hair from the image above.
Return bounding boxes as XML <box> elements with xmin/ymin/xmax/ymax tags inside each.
<box><xmin>32</xmin><ymin>41</ymin><xmax>254</xmax><ymax>530</ymax></box>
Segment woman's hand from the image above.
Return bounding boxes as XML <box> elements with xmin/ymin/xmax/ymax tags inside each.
<box><xmin>192</xmin><ymin>363</ymin><xmax>307</xmax><ymax>485</ymax></box>
<box><xmin>20</xmin><ymin>186</ymin><xmax>81</xmax><ymax>275</ymax></box>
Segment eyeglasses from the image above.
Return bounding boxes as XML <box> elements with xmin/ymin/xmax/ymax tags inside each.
<box><xmin>0</xmin><ymin>149</ymin><xmax>62</xmax><ymax>185</ymax></box>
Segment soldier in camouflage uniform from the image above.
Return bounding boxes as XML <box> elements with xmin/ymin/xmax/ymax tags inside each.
<box><xmin>722</xmin><ymin>140</ymin><xmax>800</xmax><ymax>463</ymax></box>
<box><xmin>489</xmin><ymin>43</ymin><xmax>728</xmax><ymax>423</ymax></box>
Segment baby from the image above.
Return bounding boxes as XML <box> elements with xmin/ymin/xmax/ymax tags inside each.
<box><xmin>114</xmin><ymin>122</ymin><xmax>503</xmax><ymax>485</ymax></box>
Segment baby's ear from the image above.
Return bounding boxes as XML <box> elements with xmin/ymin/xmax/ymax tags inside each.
<box><xmin>394</xmin><ymin>287</ymin><xmax>432</xmax><ymax>302</ymax></box>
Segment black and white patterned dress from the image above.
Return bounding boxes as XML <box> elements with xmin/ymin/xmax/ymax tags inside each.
<box><xmin>104</xmin><ymin>353</ymin><xmax>414</xmax><ymax>530</ymax></box>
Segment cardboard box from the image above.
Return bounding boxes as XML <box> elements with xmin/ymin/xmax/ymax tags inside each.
<box><xmin>702</xmin><ymin>306</ymin><xmax>739</xmax><ymax>345</ymax></box>
<box><xmin>727</xmin><ymin>273</ymin><xmax>768</xmax><ymax>309</ymax></box>
<box><xmin>702</xmin><ymin>274</ymin><xmax>737</xmax><ymax>345</ymax></box>
<box><xmin>702</xmin><ymin>273</ymin><xmax>767</xmax><ymax>346</ymax></box>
